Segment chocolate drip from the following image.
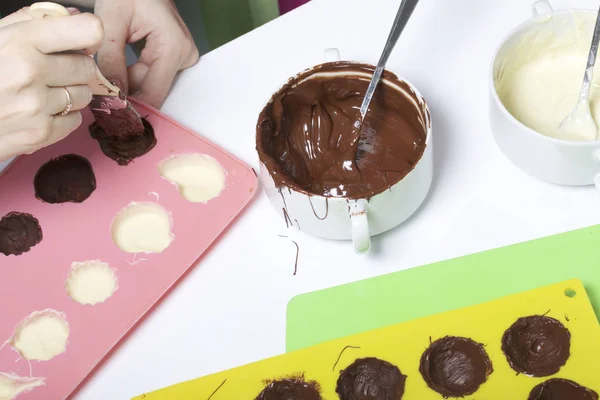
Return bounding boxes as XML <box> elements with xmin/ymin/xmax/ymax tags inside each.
<box><xmin>501</xmin><ymin>315</ymin><xmax>571</xmax><ymax>377</ymax></box>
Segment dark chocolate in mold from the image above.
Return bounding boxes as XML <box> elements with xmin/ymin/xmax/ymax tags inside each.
<box><xmin>34</xmin><ymin>154</ymin><xmax>96</xmax><ymax>203</ymax></box>
<box><xmin>0</xmin><ymin>212</ymin><xmax>42</xmax><ymax>256</ymax></box>
<box><xmin>419</xmin><ymin>336</ymin><xmax>492</xmax><ymax>398</ymax></box>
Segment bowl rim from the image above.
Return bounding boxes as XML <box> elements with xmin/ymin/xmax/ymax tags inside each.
<box><xmin>255</xmin><ymin>60</ymin><xmax>433</xmax><ymax>199</ymax></box>
<box><xmin>489</xmin><ymin>8</ymin><xmax>600</xmax><ymax>147</ymax></box>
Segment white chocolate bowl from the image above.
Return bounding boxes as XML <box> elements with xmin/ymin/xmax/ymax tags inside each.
<box><xmin>490</xmin><ymin>1</ymin><xmax>600</xmax><ymax>187</ymax></box>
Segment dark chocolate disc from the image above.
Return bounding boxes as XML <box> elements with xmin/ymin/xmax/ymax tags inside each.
<box><xmin>336</xmin><ymin>357</ymin><xmax>406</xmax><ymax>400</ymax></box>
<box><xmin>0</xmin><ymin>212</ymin><xmax>42</xmax><ymax>256</ymax></box>
<box><xmin>501</xmin><ymin>315</ymin><xmax>570</xmax><ymax>377</ymax></box>
<box><xmin>419</xmin><ymin>336</ymin><xmax>493</xmax><ymax>397</ymax></box>
<box><xmin>89</xmin><ymin>118</ymin><xmax>156</xmax><ymax>166</ymax></box>
<box><xmin>255</xmin><ymin>376</ymin><xmax>322</xmax><ymax>400</ymax></box>
<box><xmin>34</xmin><ymin>154</ymin><xmax>96</xmax><ymax>203</ymax></box>
<box><xmin>528</xmin><ymin>378</ymin><xmax>599</xmax><ymax>400</ymax></box>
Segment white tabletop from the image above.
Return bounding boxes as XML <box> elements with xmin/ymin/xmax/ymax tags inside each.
<box><xmin>65</xmin><ymin>0</ymin><xmax>600</xmax><ymax>398</ymax></box>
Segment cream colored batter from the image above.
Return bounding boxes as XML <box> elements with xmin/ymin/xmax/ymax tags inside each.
<box><xmin>66</xmin><ymin>260</ymin><xmax>118</xmax><ymax>305</ymax></box>
<box><xmin>158</xmin><ymin>154</ymin><xmax>225</xmax><ymax>203</ymax></box>
<box><xmin>0</xmin><ymin>373</ymin><xmax>44</xmax><ymax>400</ymax></box>
<box><xmin>9</xmin><ymin>310</ymin><xmax>69</xmax><ymax>361</ymax></box>
<box><xmin>111</xmin><ymin>202</ymin><xmax>174</xmax><ymax>254</ymax></box>
<box><xmin>496</xmin><ymin>12</ymin><xmax>600</xmax><ymax>141</ymax></box>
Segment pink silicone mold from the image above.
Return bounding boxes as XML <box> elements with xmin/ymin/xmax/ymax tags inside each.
<box><xmin>0</xmin><ymin>99</ymin><xmax>257</xmax><ymax>399</ymax></box>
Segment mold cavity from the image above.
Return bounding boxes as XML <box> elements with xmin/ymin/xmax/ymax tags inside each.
<box><xmin>0</xmin><ymin>373</ymin><xmax>44</xmax><ymax>400</ymax></box>
<box><xmin>158</xmin><ymin>154</ymin><xmax>225</xmax><ymax>203</ymax></box>
<box><xmin>111</xmin><ymin>202</ymin><xmax>173</xmax><ymax>254</ymax></box>
<box><xmin>65</xmin><ymin>260</ymin><xmax>118</xmax><ymax>305</ymax></box>
<box><xmin>89</xmin><ymin>118</ymin><xmax>156</xmax><ymax>166</ymax></box>
<box><xmin>34</xmin><ymin>154</ymin><xmax>96</xmax><ymax>204</ymax></box>
<box><xmin>0</xmin><ymin>212</ymin><xmax>42</xmax><ymax>256</ymax></box>
<box><xmin>9</xmin><ymin>310</ymin><xmax>69</xmax><ymax>362</ymax></box>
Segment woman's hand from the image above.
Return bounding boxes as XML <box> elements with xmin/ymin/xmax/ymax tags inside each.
<box><xmin>94</xmin><ymin>0</ymin><xmax>199</xmax><ymax>109</ymax></box>
<box><xmin>0</xmin><ymin>8</ymin><xmax>104</xmax><ymax>161</ymax></box>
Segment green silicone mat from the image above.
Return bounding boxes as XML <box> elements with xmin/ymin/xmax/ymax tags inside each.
<box><xmin>286</xmin><ymin>225</ymin><xmax>600</xmax><ymax>352</ymax></box>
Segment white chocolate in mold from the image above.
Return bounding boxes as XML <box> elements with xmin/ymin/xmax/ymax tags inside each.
<box><xmin>0</xmin><ymin>373</ymin><xmax>44</xmax><ymax>400</ymax></box>
<box><xmin>66</xmin><ymin>261</ymin><xmax>118</xmax><ymax>305</ymax></box>
<box><xmin>158</xmin><ymin>154</ymin><xmax>225</xmax><ymax>203</ymax></box>
<box><xmin>111</xmin><ymin>202</ymin><xmax>174</xmax><ymax>254</ymax></box>
<box><xmin>9</xmin><ymin>310</ymin><xmax>69</xmax><ymax>362</ymax></box>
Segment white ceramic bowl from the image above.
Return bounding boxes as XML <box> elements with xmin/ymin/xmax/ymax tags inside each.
<box><xmin>490</xmin><ymin>0</ymin><xmax>600</xmax><ymax>188</ymax></box>
<box><xmin>257</xmin><ymin>49</ymin><xmax>433</xmax><ymax>253</ymax></box>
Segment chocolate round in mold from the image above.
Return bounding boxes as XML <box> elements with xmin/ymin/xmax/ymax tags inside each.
<box><xmin>0</xmin><ymin>212</ymin><xmax>42</xmax><ymax>256</ymax></box>
<box><xmin>34</xmin><ymin>154</ymin><xmax>96</xmax><ymax>203</ymax></box>
<box><xmin>419</xmin><ymin>336</ymin><xmax>492</xmax><ymax>398</ymax></box>
<box><xmin>528</xmin><ymin>379</ymin><xmax>599</xmax><ymax>400</ymax></box>
<box><xmin>501</xmin><ymin>315</ymin><xmax>570</xmax><ymax>377</ymax></box>
<box><xmin>255</xmin><ymin>376</ymin><xmax>322</xmax><ymax>400</ymax></box>
<box><xmin>89</xmin><ymin>118</ymin><xmax>156</xmax><ymax>165</ymax></box>
<box><xmin>336</xmin><ymin>357</ymin><xmax>406</xmax><ymax>400</ymax></box>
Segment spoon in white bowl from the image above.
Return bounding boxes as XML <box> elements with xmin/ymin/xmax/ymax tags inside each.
<box><xmin>558</xmin><ymin>7</ymin><xmax>600</xmax><ymax>141</ymax></box>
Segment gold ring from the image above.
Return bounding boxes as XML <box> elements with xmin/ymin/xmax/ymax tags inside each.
<box><xmin>55</xmin><ymin>87</ymin><xmax>72</xmax><ymax>116</ymax></box>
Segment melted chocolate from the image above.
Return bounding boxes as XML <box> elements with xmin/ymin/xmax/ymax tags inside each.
<box><xmin>502</xmin><ymin>315</ymin><xmax>571</xmax><ymax>377</ymax></box>
<box><xmin>34</xmin><ymin>154</ymin><xmax>96</xmax><ymax>203</ymax></box>
<box><xmin>0</xmin><ymin>212</ymin><xmax>42</xmax><ymax>256</ymax></box>
<box><xmin>336</xmin><ymin>357</ymin><xmax>406</xmax><ymax>400</ymax></box>
<box><xmin>256</xmin><ymin>62</ymin><xmax>427</xmax><ymax>199</ymax></box>
<box><xmin>255</xmin><ymin>376</ymin><xmax>322</xmax><ymax>400</ymax></box>
<box><xmin>419</xmin><ymin>336</ymin><xmax>492</xmax><ymax>398</ymax></box>
<box><xmin>89</xmin><ymin>100</ymin><xmax>145</xmax><ymax>138</ymax></box>
<box><xmin>89</xmin><ymin>118</ymin><xmax>156</xmax><ymax>165</ymax></box>
<box><xmin>529</xmin><ymin>379</ymin><xmax>599</xmax><ymax>400</ymax></box>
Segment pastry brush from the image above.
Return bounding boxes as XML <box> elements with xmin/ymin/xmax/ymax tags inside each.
<box><xmin>29</xmin><ymin>2</ymin><xmax>145</xmax><ymax>138</ymax></box>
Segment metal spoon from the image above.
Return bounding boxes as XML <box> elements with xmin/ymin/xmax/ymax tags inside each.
<box><xmin>558</xmin><ymin>6</ymin><xmax>600</xmax><ymax>141</ymax></box>
<box><xmin>350</xmin><ymin>0</ymin><xmax>420</xmax><ymax>148</ymax></box>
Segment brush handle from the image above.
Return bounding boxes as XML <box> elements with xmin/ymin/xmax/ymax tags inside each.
<box><xmin>28</xmin><ymin>2</ymin><xmax>120</xmax><ymax>97</ymax></box>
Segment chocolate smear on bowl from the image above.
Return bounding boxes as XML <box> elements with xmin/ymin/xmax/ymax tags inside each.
<box><xmin>419</xmin><ymin>336</ymin><xmax>492</xmax><ymax>398</ymax></box>
<box><xmin>256</xmin><ymin>62</ymin><xmax>427</xmax><ymax>199</ymax></box>
<box><xmin>501</xmin><ymin>315</ymin><xmax>571</xmax><ymax>377</ymax></box>
<box><xmin>0</xmin><ymin>212</ymin><xmax>42</xmax><ymax>256</ymax></box>
<box><xmin>255</xmin><ymin>375</ymin><xmax>322</xmax><ymax>400</ymax></box>
<box><xmin>528</xmin><ymin>378</ymin><xmax>599</xmax><ymax>400</ymax></box>
<box><xmin>34</xmin><ymin>154</ymin><xmax>96</xmax><ymax>203</ymax></box>
<box><xmin>336</xmin><ymin>357</ymin><xmax>406</xmax><ymax>400</ymax></box>
<box><xmin>89</xmin><ymin>117</ymin><xmax>156</xmax><ymax>165</ymax></box>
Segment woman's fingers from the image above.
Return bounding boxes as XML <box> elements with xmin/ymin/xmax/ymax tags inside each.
<box><xmin>28</xmin><ymin>12</ymin><xmax>104</xmax><ymax>55</ymax></box>
<box><xmin>44</xmin><ymin>53</ymin><xmax>97</xmax><ymax>87</ymax></box>
<box><xmin>47</xmin><ymin>85</ymin><xmax>92</xmax><ymax>116</ymax></box>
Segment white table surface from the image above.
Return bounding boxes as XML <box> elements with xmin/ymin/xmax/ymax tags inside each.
<box><xmin>62</xmin><ymin>0</ymin><xmax>600</xmax><ymax>398</ymax></box>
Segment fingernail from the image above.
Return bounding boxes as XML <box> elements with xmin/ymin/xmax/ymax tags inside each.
<box><xmin>110</xmin><ymin>79</ymin><xmax>124</xmax><ymax>92</ymax></box>
<box><xmin>67</xmin><ymin>7</ymin><xmax>80</xmax><ymax>14</ymax></box>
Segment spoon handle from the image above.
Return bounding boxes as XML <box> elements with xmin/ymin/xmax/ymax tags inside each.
<box><xmin>580</xmin><ymin>7</ymin><xmax>600</xmax><ymax>103</ymax></box>
<box><xmin>359</xmin><ymin>0</ymin><xmax>420</xmax><ymax>118</ymax></box>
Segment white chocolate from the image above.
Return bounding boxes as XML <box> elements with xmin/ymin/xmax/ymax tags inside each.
<box><xmin>66</xmin><ymin>261</ymin><xmax>118</xmax><ymax>305</ymax></box>
<box><xmin>496</xmin><ymin>12</ymin><xmax>600</xmax><ymax>141</ymax></box>
<box><xmin>0</xmin><ymin>373</ymin><xmax>44</xmax><ymax>400</ymax></box>
<box><xmin>9</xmin><ymin>310</ymin><xmax>69</xmax><ymax>361</ymax></box>
<box><xmin>111</xmin><ymin>202</ymin><xmax>174</xmax><ymax>254</ymax></box>
<box><xmin>158</xmin><ymin>154</ymin><xmax>225</xmax><ymax>203</ymax></box>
